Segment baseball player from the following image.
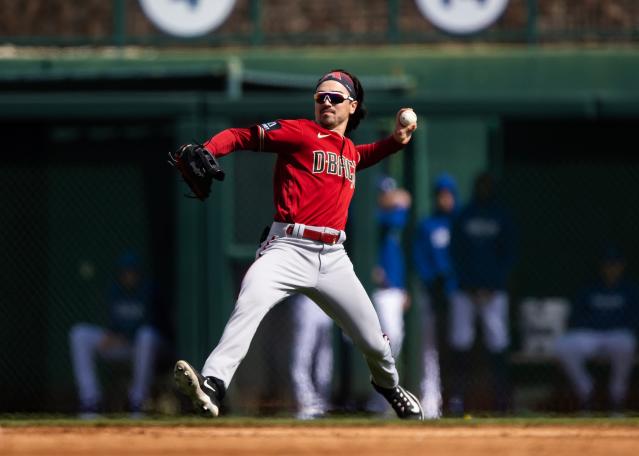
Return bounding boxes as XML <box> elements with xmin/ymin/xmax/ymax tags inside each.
<box><xmin>448</xmin><ymin>171</ymin><xmax>517</xmax><ymax>415</ymax></box>
<box><xmin>69</xmin><ymin>251</ymin><xmax>164</xmax><ymax>418</ymax></box>
<box><xmin>366</xmin><ymin>176</ymin><xmax>411</xmax><ymax>415</ymax></box>
<box><xmin>554</xmin><ymin>246</ymin><xmax>638</xmax><ymax>413</ymax></box>
<box><xmin>290</xmin><ymin>294</ymin><xmax>334</xmax><ymax>419</ymax></box>
<box><xmin>173</xmin><ymin>69</ymin><xmax>424</xmax><ymax>419</ymax></box>
<box><xmin>413</xmin><ymin>173</ymin><xmax>458</xmax><ymax>418</ymax></box>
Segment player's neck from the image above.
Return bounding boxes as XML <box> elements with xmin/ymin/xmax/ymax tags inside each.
<box><xmin>317</xmin><ymin>121</ymin><xmax>346</xmax><ymax>137</ymax></box>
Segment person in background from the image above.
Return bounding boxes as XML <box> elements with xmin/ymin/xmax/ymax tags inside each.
<box><xmin>366</xmin><ymin>176</ymin><xmax>412</xmax><ymax>415</ymax></box>
<box><xmin>69</xmin><ymin>250</ymin><xmax>164</xmax><ymax>418</ymax></box>
<box><xmin>290</xmin><ymin>294</ymin><xmax>334</xmax><ymax>419</ymax></box>
<box><xmin>555</xmin><ymin>245</ymin><xmax>638</xmax><ymax>413</ymax></box>
<box><xmin>448</xmin><ymin>171</ymin><xmax>517</xmax><ymax>416</ymax></box>
<box><xmin>413</xmin><ymin>173</ymin><xmax>458</xmax><ymax>418</ymax></box>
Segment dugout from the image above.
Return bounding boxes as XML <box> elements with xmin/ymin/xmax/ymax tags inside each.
<box><xmin>1</xmin><ymin>48</ymin><xmax>639</xmax><ymax>414</ymax></box>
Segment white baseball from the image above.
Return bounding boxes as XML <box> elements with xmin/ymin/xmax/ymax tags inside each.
<box><xmin>399</xmin><ymin>109</ymin><xmax>417</xmax><ymax>127</ymax></box>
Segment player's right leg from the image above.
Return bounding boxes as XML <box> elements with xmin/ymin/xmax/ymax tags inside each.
<box><xmin>129</xmin><ymin>325</ymin><xmax>162</xmax><ymax>415</ymax></box>
<box><xmin>68</xmin><ymin>323</ymin><xmax>107</xmax><ymax>417</ymax></box>
<box><xmin>554</xmin><ymin>330</ymin><xmax>598</xmax><ymax>409</ymax></box>
<box><xmin>175</xmin><ymin>239</ymin><xmax>320</xmax><ymax>416</ymax></box>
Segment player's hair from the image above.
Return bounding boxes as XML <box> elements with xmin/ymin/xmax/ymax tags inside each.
<box><xmin>330</xmin><ymin>68</ymin><xmax>367</xmax><ymax>134</ymax></box>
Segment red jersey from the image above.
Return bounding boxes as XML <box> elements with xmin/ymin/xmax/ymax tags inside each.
<box><xmin>204</xmin><ymin>119</ymin><xmax>404</xmax><ymax>231</ymax></box>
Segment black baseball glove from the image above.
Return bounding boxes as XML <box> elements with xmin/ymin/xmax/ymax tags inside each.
<box><xmin>168</xmin><ymin>144</ymin><xmax>225</xmax><ymax>201</ymax></box>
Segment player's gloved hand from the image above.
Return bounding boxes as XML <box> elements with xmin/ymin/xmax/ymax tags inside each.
<box><xmin>168</xmin><ymin>143</ymin><xmax>225</xmax><ymax>201</ymax></box>
<box><xmin>393</xmin><ymin>108</ymin><xmax>417</xmax><ymax>145</ymax></box>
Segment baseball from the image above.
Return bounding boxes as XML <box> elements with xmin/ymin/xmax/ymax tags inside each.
<box><xmin>399</xmin><ymin>109</ymin><xmax>417</xmax><ymax>127</ymax></box>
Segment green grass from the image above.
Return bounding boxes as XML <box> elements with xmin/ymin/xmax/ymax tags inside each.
<box><xmin>2</xmin><ymin>415</ymin><xmax>639</xmax><ymax>427</ymax></box>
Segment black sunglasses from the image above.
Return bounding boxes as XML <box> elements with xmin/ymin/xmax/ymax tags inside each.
<box><xmin>314</xmin><ymin>91</ymin><xmax>354</xmax><ymax>105</ymax></box>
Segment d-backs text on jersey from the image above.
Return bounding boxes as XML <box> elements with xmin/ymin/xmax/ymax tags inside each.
<box><xmin>312</xmin><ymin>150</ymin><xmax>356</xmax><ymax>187</ymax></box>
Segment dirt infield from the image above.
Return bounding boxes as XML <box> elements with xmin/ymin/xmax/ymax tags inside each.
<box><xmin>2</xmin><ymin>424</ymin><xmax>638</xmax><ymax>456</ymax></box>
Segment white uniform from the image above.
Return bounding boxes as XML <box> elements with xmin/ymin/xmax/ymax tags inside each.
<box><xmin>69</xmin><ymin>323</ymin><xmax>162</xmax><ymax>413</ymax></box>
<box><xmin>555</xmin><ymin>329</ymin><xmax>636</xmax><ymax>407</ymax></box>
<box><xmin>449</xmin><ymin>290</ymin><xmax>510</xmax><ymax>352</ymax></box>
<box><xmin>290</xmin><ymin>294</ymin><xmax>334</xmax><ymax>419</ymax></box>
<box><xmin>366</xmin><ymin>287</ymin><xmax>407</xmax><ymax>414</ymax></box>
<box><xmin>201</xmin><ymin>222</ymin><xmax>398</xmax><ymax>391</ymax></box>
<box><xmin>372</xmin><ymin>288</ymin><xmax>406</xmax><ymax>357</ymax></box>
<box><xmin>185</xmin><ymin>113</ymin><xmax>423</xmax><ymax>420</ymax></box>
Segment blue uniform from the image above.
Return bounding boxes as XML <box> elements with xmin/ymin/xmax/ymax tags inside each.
<box><xmin>412</xmin><ymin>173</ymin><xmax>458</xmax><ymax>417</ymax></box>
<box><xmin>446</xmin><ymin>175</ymin><xmax>516</xmax><ymax>414</ymax></box>
<box><xmin>451</xmin><ymin>197</ymin><xmax>516</xmax><ymax>290</ymax></box>
<box><xmin>413</xmin><ymin>174</ymin><xmax>458</xmax><ymax>295</ymax></box>
<box><xmin>107</xmin><ymin>280</ymin><xmax>156</xmax><ymax>340</ymax></box>
<box><xmin>555</xmin><ymin>276</ymin><xmax>639</xmax><ymax>409</ymax></box>
<box><xmin>377</xmin><ymin>206</ymin><xmax>409</xmax><ymax>289</ymax></box>
<box><xmin>569</xmin><ymin>279</ymin><xmax>639</xmax><ymax>331</ymax></box>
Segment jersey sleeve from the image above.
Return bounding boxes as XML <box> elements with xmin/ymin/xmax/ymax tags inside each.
<box><xmin>203</xmin><ymin>127</ymin><xmax>257</xmax><ymax>158</ymax></box>
<box><xmin>203</xmin><ymin>119</ymin><xmax>303</xmax><ymax>158</ymax></box>
<box><xmin>355</xmin><ymin>136</ymin><xmax>404</xmax><ymax>170</ymax></box>
<box><xmin>255</xmin><ymin>119</ymin><xmax>304</xmax><ymax>153</ymax></box>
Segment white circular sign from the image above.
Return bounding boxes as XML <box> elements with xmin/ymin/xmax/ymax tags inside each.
<box><xmin>139</xmin><ymin>0</ymin><xmax>236</xmax><ymax>37</ymax></box>
<box><xmin>415</xmin><ymin>0</ymin><xmax>510</xmax><ymax>35</ymax></box>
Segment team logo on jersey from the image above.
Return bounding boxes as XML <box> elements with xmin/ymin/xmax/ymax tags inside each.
<box><xmin>260</xmin><ymin>121</ymin><xmax>281</xmax><ymax>131</ymax></box>
<box><xmin>312</xmin><ymin>150</ymin><xmax>356</xmax><ymax>187</ymax></box>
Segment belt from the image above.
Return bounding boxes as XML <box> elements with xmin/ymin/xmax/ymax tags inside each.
<box><xmin>285</xmin><ymin>225</ymin><xmax>340</xmax><ymax>245</ymax></box>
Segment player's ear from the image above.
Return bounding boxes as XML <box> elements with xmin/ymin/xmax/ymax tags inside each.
<box><xmin>349</xmin><ymin>100</ymin><xmax>358</xmax><ymax>115</ymax></box>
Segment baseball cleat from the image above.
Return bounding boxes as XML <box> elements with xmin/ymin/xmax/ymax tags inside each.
<box><xmin>372</xmin><ymin>382</ymin><xmax>424</xmax><ymax>420</ymax></box>
<box><xmin>174</xmin><ymin>360</ymin><xmax>223</xmax><ymax>417</ymax></box>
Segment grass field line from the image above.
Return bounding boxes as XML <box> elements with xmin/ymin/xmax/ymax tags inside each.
<box><xmin>1</xmin><ymin>416</ymin><xmax>639</xmax><ymax>428</ymax></box>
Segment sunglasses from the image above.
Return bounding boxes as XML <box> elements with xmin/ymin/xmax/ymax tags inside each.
<box><xmin>314</xmin><ymin>91</ymin><xmax>354</xmax><ymax>105</ymax></box>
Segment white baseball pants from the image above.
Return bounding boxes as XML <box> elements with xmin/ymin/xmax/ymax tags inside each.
<box><xmin>69</xmin><ymin>323</ymin><xmax>162</xmax><ymax>408</ymax></box>
<box><xmin>290</xmin><ymin>293</ymin><xmax>334</xmax><ymax>418</ymax></box>
<box><xmin>449</xmin><ymin>290</ymin><xmax>510</xmax><ymax>352</ymax></box>
<box><xmin>554</xmin><ymin>329</ymin><xmax>636</xmax><ymax>404</ymax></box>
<box><xmin>202</xmin><ymin>222</ymin><xmax>398</xmax><ymax>390</ymax></box>
<box><xmin>371</xmin><ymin>287</ymin><xmax>406</xmax><ymax>357</ymax></box>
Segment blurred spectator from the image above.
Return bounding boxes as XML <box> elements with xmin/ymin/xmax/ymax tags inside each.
<box><xmin>69</xmin><ymin>250</ymin><xmax>165</xmax><ymax>418</ymax></box>
<box><xmin>554</xmin><ymin>245</ymin><xmax>638</xmax><ymax>413</ymax></box>
<box><xmin>449</xmin><ymin>171</ymin><xmax>517</xmax><ymax>415</ymax></box>
<box><xmin>366</xmin><ymin>176</ymin><xmax>412</xmax><ymax>415</ymax></box>
<box><xmin>413</xmin><ymin>173</ymin><xmax>459</xmax><ymax>417</ymax></box>
<box><xmin>290</xmin><ymin>294</ymin><xmax>334</xmax><ymax>419</ymax></box>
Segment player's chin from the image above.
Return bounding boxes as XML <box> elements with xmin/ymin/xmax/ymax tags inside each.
<box><xmin>318</xmin><ymin>115</ymin><xmax>337</xmax><ymax>129</ymax></box>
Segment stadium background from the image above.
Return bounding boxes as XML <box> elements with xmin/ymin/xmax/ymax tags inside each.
<box><xmin>1</xmin><ymin>0</ymin><xmax>639</xmax><ymax>417</ymax></box>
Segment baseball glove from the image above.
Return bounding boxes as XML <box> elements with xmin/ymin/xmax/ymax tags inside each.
<box><xmin>168</xmin><ymin>144</ymin><xmax>225</xmax><ymax>201</ymax></box>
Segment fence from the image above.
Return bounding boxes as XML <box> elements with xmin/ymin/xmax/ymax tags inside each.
<box><xmin>1</xmin><ymin>49</ymin><xmax>639</xmax><ymax>417</ymax></box>
<box><xmin>1</xmin><ymin>0</ymin><xmax>639</xmax><ymax>47</ymax></box>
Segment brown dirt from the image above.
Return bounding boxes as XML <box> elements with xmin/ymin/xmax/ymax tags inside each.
<box><xmin>1</xmin><ymin>425</ymin><xmax>638</xmax><ymax>456</ymax></box>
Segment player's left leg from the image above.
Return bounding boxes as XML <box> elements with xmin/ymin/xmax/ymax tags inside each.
<box><xmin>479</xmin><ymin>291</ymin><xmax>511</xmax><ymax>412</ymax></box>
<box><xmin>129</xmin><ymin>325</ymin><xmax>163</xmax><ymax>415</ymax></box>
<box><xmin>603</xmin><ymin>330</ymin><xmax>636</xmax><ymax>411</ymax></box>
<box><xmin>313</xmin><ymin>313</ymin><xmax>334</xmax><ymax>412</ymax></box>
<box><xmin>291</xmin><ymin>294</ymin><xmax>329</xmax><ymax>419</ymax></box>
<box><xmin>372</xmin><ymin>288</ymin><xmax>406</xmax><ymax>356</ymax></box>
<box><xmin>311</xmin><ymin>245</ymin><xmax>422</xmax><ymax>419</ymax></box>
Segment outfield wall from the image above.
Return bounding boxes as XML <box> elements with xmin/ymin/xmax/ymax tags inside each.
<box><xmin>1</xmin><ymin>48</ymin><xmax>639</xmax><ymax>413</ymax></box>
